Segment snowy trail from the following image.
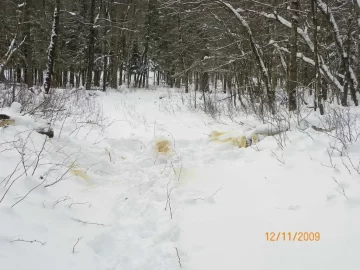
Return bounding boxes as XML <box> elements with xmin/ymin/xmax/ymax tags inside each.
<box><xmin>2</xmin><ymin>90</ymin><xmax>360</xmax><ymax>270</ymax></box>
<box><xmin>100</xmin><ymin>90</ymin><xmax>360</xmax><ymax>270</ymax></box>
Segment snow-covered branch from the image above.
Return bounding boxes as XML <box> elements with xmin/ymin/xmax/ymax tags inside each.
<box><xmin>315</xmin><ymin>0</ymin><xmax>344</xmax><ymax>56</ymax></box>
<box><xmin>315</xmin><ymin>0</ymin><xmax>358</xmax><ymax>95</ymax></box>
<box><xmin>248</xmin><ymin>9</ymin><xmax>314</xmax><ymax>51</ymax></box>
<box><xmin>249</xmin><ymin>5</ymin><xmax>355</xmax><ymax>95</ymax></box>
<box><xmin>271</xmin><ymin>42</ymin><xmax>344</xmax><ymax>92</ymax></box>
<box><xmin>0</xmin><ymin>36</ymin><xmax>27</xmax><ymax>80</ymax></box>
<box><xmin>217</xmin><ymin>0</ymin><xmax>273</xmax><ymax>111</ymax></box>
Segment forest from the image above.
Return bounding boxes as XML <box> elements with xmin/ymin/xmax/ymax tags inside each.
<box><xmin>1</xmin><ymin>0</ymin><xmax>360</xmax><ymax>115</ymax></box>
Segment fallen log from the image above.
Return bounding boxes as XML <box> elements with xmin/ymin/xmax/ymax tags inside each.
<box><xmin>311</xmin><ymin>126</ymin><xmax>336</xmax><ymax>133</ymax></box>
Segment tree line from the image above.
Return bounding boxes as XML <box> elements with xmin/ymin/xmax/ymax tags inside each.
<box><xmin>1</xmin><ymin>0</ymin><xmax>360</xmax><ymax>114</ymax></box>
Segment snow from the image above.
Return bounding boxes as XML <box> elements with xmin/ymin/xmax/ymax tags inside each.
<box><xmin>1</xmin><ymin>88</ymin><xmax>360</xmax><ymax>269</ymax></box>
<box><xmin>10</xmin><ymin>102</ymin><xmax>21</xmax><ymax>113</ymax></box>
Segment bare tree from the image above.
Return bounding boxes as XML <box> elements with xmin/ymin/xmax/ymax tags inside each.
<box><xmin>288</xmin><ymin>0</ymin><xmax>300</xmax><ymax>111</ymax></box>
<box><xmin>85</xmin><ymin>0</ymin><xmax>96</xmax><ymax>90</ymax></box>
<box><xmin>44</xmin><ymin>0</ymin><xmax>60</xmax><ymax>94</ymax></box>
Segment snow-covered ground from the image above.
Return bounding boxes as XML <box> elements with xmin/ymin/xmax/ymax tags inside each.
<box><xmin>1</xmin><ymin>88</ymin><xmax>360</xmax><ymax>270</ymax></box>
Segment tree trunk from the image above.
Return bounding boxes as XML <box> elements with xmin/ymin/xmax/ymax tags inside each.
<box><xmin>69</xmin><ymin>67</ymin><xmax>75</xmax><ymax>87</ymax></box>
<box><xmin>85</xmin><ymin>0</ymin><xmax>96</xmax><ymax>90</ymax></box>
<box><xmin>288</xmin><ymin>0</ymin><xmax>299</xmax><ymax>111</ymax></box>
<box><xmin>312</xmin><ymin>0</ymin><xmax>324</xmax><ymax>114</ymax></box>
<box><xmin>23</xmin><ymin>0</ymin><xmax>33</xmax><ymax>88</ymax></box>
<box><xmin>119</xmin><ymin>66</ymin><xmax>123</xmax><ymax>86</ymax></box>
<box><xmin>62</xmin><ymin>70</ymin><xmax>68</xmax><ymax>88</ymax></box>
<box><xmin>101</xmin><ymin>0</ymin><xmax>109</xmax><ymax>91</ymax></box>
<box><xmin>343</xmin><ymin>18</ymin><xmax>358</xmax><ymax>106</ymax></box>
<box><xmin>185</xmin><ymin>70</ymin><xmax>189</xmax><ymax>93</ymax></box>
<box><xmin>94</xmin><ymin>70</ymin><xmax>101</xmax><ymax>87</ymax></box>
<box><xmin>43</xmin><ymin>0</ymin><xmax>60</xmax><ymax>94</ymax></box>
<box><xmin>223</xmin><ymin>74</ymin><xmax>227</xmax><ymax>93</ymax></box>
<box><xmin>109</xmin><ymin>0</ymin><xmax>118</xmax><ymax>89</ymax></box>
<box><xmin>315</xmin><ymin>0</ymin><xmax>357</xmax><ymax>105</ymax></box>
<box><xmin>16</xmin><ymin>68</ymin><xmax>21</xmax><ymax>83</ymax></box>
<box><xmin>200</xmin><ymin>72</ymin><xmax>209</xmax><ymax>93</ymax></box>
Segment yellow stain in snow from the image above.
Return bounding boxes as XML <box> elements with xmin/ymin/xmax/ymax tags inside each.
<box><xmin>174</xmin><ymin>167</ymin><xmax>199</xmax><ymax>186</ymax></box>
<box><xmin>155</xmin><ymin>138</ymin><xmax>172</xmax><ymax>154</ymax></box>
<box><xmin>69</xmin><ymin>164</ymin><xmax>89</xmax><ymax>181</ymax></box>
<box><xmin>0</xmin><ymin>119</ymin><xmax>15</xmax><ymax>127</ymax></box>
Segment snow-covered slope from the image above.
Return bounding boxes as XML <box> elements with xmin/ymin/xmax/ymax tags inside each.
<box><xmin>1</xmin><ymin>89</ymin><xmax>360</xmax><ymax>270</ymax></box>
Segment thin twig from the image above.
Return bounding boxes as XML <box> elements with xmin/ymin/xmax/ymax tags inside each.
<box><xmin>68</xmin><ymin>202</ymin><xmax>91</xmax><ymax>208</ymax></box>
<box><xmin>11</xmin><ymin>239</ymin><xmax>46</xmax><ymax>246</ymax></box>
<box><xmin>12</xmin><ymin>176</ymin><xmax>47</xmax><ymax>208</ymax></box>
<box><xmin>174</xmin><ymin>247</ymin><xmax>182</xmax><ymax>268</ymax></box>
<box><xmin>32</xmin><ymin>136</ymin><xmax>48</xmax><ymax>176</ymax></box>
<box><xmin>72</xmin><ymin>218</ymin><xmax>107</xmax><ymax>226</ymax></box>
<box><xmin>52</xmin><ymin>196</ymin><xmax>71</xmax><ymax>207</ymax></box>
<box><xmin>195</xmin><ymin>187</ymin><xmax>223</xmax><ymax>201</ymax></box>
<box><xmin>211</xmin><ymin>187</ymin><xmax>223</xmax><ymax>197</ymax></box>
<box><xmin>0</xmin><ymin>169</ymin><xmax>27</xmax><ymax>204</ymax></box>
<box><xmin>72</xmin><ymin>237</ymin><xmax>83</xmax><ymax>253</ymax></box>
<box><xmin>332</xmin><ymin>177</ymin><xmax>348</xmax><ymax>199</ymax></box>
<box><xmin>45</xmin><ymin>160</ymin><xmax>77</xmax><ymax>188</ymax></box>
<box><xmin>270</xmin><ymin>150</ymin><xmax>285</xmax><ymax>165</ymax></box>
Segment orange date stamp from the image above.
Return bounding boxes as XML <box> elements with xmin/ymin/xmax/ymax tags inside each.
<box><xmin>265</xmin><ymin>232</ymin><xmax>321</xmax><ymax>242</ymax></box>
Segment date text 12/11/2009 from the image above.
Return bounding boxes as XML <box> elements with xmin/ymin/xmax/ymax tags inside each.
<box><xmin>265</xmin><ymin>232</ymin><xmax>321</xmax><ymax>242</ymax></box>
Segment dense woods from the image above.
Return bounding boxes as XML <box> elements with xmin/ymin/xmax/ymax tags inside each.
<box><xmin>1</xmin><ymin>0</ymin><xmax>360</xmax><ymax>115</ymax></box>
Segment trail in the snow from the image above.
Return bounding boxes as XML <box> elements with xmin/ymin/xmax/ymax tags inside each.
<box><xmin>100</xmin><ymin>90</ymin><xmax>360</xmax><ymax>270</ymax></box>
<box><xmin>2</xmin><ymin>90</ymin><xmax>360</xmax><ymax>270</ymax></box>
